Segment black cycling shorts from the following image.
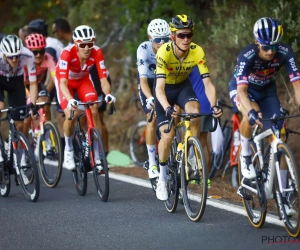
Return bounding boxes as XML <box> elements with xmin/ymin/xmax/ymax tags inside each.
<box><xmin>154</xmin><ymin>78</ymin><xmax>198</xmax><ymax>128</ymax></box>
<box><xmin>0</xmin><ymin>75</ymin><xmax>27</xmax><ymax>121</ymax></box>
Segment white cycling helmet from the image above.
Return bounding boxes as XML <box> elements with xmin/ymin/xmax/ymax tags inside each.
<box><xmin>0</xmin><ymin>35</ymin><xmax>23</xmax><ymax>57</ymax></box>
<box><xmin>147</xmin><ymin>19</ymin><xmax>170</xmax><ymax>38</ymax></box>
<box><xmin>73</xmin><ymin>25</ymin><xmax>96</xmax><ymax>42</ymax></box>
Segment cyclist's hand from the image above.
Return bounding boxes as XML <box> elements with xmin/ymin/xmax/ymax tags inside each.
<box><xmin>211</xmin><ymin>105</ymin><xmax>223</xmax><ymax>118</ymax></box>
<box><xmin>67</xmin><ymin>99</ymin><xmax>78</xmax><ymax>110</ymax></box>
<box><xmin>146</xmin><ymin>97</ymin><xmax>155</xmax><ymax>110</ymax></box>
<box><xmin>29</xmin><ymin>102</ymin><xmax>38</xmax><ymax>120</ymax></box>
<box><xmin>105</xmin><ymin>94</ymin><xmax>116</xmax><ymax>104</ymax></box>
<box><xmin>248</xmin><ymin>109</ymin><xmax>263</xmax><ymax>128</ymax></box>
<box><xmin>165</xmin><ymin>106</ymin><xmax>177</xmax><ymax>118</ymax></box>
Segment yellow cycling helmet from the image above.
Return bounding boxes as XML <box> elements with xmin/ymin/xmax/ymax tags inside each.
<box><xmin>169</xmin><ymin>14</ymin><xmax>194</xmax><ymax>32</ymax></box>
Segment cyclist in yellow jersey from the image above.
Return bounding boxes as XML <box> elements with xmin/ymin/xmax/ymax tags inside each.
<box><xmin>154</xmin><ymin>14</ymin><xmax>222</xmax><ymax>201</ymax></box>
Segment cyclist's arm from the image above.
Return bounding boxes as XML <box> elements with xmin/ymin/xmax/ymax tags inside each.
<box><xmin>60</xmin><ymin>78</ymin><xmax>73</xmax><ymax>101</ymax></box>
<box><xmin>292</xmin><ymin>80</ymin><xmax>300</xmax><ymax>105</ymax></box>
<box><xmin>45</xmin><ymin>70</ymin><xmax>55</xmax><ymax>93</ymax></box>
<box><xmin>26</xmin><ymin>51</ymin><xmax>38</xmax><ymax>105</ymax></box>
<box><xmin>95</xmin><ymin>48</ymin><xmax>110</xmax><ymax>95</ymax></box>
<box><xmin>140</xmin><ymin>77</ymin><xmax>153</xmax><ymax>99</ymax></box>
<box><xmin>100</xmin><ymin>77</ymin><xmax>111</xmax><ymax>95</ymax></box>
<box><xmin>237</xmin><ymin>84</ymin><xmax>252</xmax><ymax>112</ymax></box>
<box><xmin>202</xmin><ymin>77</ymin><xmax>216</xmax><ymax>107</ymax></box>
<box><xmin>155</xmin><ymin>78</ymin><xmax>170</xmax><ymax>110</ymax></box>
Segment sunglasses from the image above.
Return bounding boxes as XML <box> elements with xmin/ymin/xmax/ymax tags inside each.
<box><xmin>152</xmin><ymin>37</ymin><xmax>170</xmax><ymax>44</ymax></box>
<box><xmin>176</xmin><ymin>33</ymin><xmax>193</xmax><ymax>39</ymax></box>
<box><xmin>77</xmin><ymin>42</ymin><xmax>94</xmax><ymax>49</ymax></box>
<box><xmin>260</xmin><ymin>44</ymin><xmax>278</xmax><ymax>52</ymax></box>
<box><xmin>31</xmin><ymin>49</ymin><xmax>46</xmax><ymax>56</ymax></box>
<box><xmin>6</xmin><ymin>55</ymin><xmax>20</xmax><ymax>60</ymax></box>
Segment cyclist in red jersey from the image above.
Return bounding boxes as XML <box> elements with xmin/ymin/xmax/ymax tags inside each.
<box><xmin>55</xmin><ymin>25</ymin><xmax>116</xmax><ymax>170</ymax></box>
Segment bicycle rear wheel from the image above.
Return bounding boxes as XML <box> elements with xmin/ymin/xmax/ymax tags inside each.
<box><xmin>238</xmin><ymin>142</ymin><xmax>267</xmax><ymax>228</ymax></box>
<box><xmin>129</xmin><ymin>120</ymin><xmax>147</xmax><ymax>167</ymax></box>
<box><xmin>38</xmin><ymin>122</ymin><xmax>62</xmax><ymax>188</ymax></box>
<box><xmin>91</xmin><ymin>128</ymin><xmax>109</xmax><ymax>202</ymax></box>
<box><xmin>181</xmin><ymin>136</ymin><xmax>207</xmax><ymax>222</ymax></box>
<box><xmin>164</xmin><ymin>137</ymin><xmax>179</xmax><ymax>213</ymax></box>
<box><xmin>15</xmin><ymin>131</ymin><xmax>40</xmax><ymax>202</ymax></box>
<box><xmin>276</xmin><ymin>143</ymin><xmax>300</xmax><ymax>238</ymax></box>
<box><xmin>0</xmin><ymin>134</ymin><xmax>10</xmax><ymax>197</ymax></box>
<box><xmin>72</xmin><ymin>130</ymin><xmax>87</xmax><ymax>196</ymax></box>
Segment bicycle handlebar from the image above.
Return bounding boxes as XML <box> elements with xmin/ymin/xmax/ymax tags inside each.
<box><xmin>217</xmin><ymin>99</ymin><xmax>233</xmax><ymax>110</ymax></box>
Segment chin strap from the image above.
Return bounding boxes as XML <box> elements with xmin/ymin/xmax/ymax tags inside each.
<box><xmin>174</xmin><ymin>41</ymin><xmax>188</xmax><ymax>53</ymax></box>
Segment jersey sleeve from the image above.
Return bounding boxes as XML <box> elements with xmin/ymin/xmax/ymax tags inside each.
<box><xmin>136</xmin><ymin>43</ymin><xmax>149</xmax><ymax>78</ymax></box>
<box><xmin>47</xmin><ymin>54</ymin><xmax>57</xmax><ymax>79</ymax></box>
<box><xmin>284</xmin><ymin>45</ymin><xmax>300</xmax><ymax>83</ymax></box>
<box><xmin>195</xmin><ymin>46</ymin><xmax>210</xmax><ymax>79</ymax></box>
<box><xmin>155</xmin><ymin>46</ymin><xmax>168</xmax><ymax>79</ymax></box>
<box><xmin>234</xmin><ymin>54</ymin><xmax>251</xmax><ymax>86</ymax></box>
<box><xmin>57</xmin><ymin>50</ymin><xmax>70</xmax><ymax>79</ymax></box>
<box><xmin>26</xmin><ymin>52</ymin><xmax>37</xmax><ymax>82</ymax></box>
<box><xmin>95</xmin><ymin>48</ymin><xmax>107</xmax><ymax>79</ymax></box>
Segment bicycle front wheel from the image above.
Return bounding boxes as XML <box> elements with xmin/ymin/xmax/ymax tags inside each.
<box><xmin>72</xmin><ymin>130</ymin><xmax>87</xmax><ymax>196</ymax></box>
<box><xmin>164</xmin><ymin>136</ymin><xmax>179</xmax><ymax>213</ymax></box>
<box><xmin>0</xmin><ymin>134</ymin><xmax>10</xmax><ymax>197</ymax></box>
<box><xmin>238</xmin><ymin>142</ymin><xmax>267</xmax><ymax>228</ymax></box>
<box><xmin>38</xmin><ymin>121</ymin><xmax>62</xmax><ymax>188</ymax></box>
<box><xmin>277</xmin><ymin>143</ymin><xmax>300</xmax><ymax>238</ymax></box>
<box><xmin>15</xmin><ymin>131</ymin><xmax>40</xmax><ymax>202</ymax></box>
<box><xmin>129</xmin><ymin>120</ymin><xmax>147</xmax><ymax>167</ymax></box>
<box><xmin>181</xmin><ymin>136</ymin><xmax>207</xmax><ymax>222</ymax></box>
<box><xmin>90</xmin><ymin>128</ymin><xmax>109</xmax><ymax>202</ymax></box>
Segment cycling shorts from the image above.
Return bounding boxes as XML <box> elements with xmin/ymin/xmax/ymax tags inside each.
<box><xmin>54</xmin><ymin>75</ymin><xmax>98</xmax><ymax>111</ymax></box>
<box><xmin>137</xmin><ymin>77</ymin><xmax>154</xmax><ymax>114</ymax></box>
<box><xmin>154</xmin><ymin>78</ymin><xmax>198</xmax><ymax>128</ymax></box>
<box><xmin>0</xmin><ymin>75</ymin><xmax>27</xmax><ymax>121</ymax></box>
<box><xmin>229</xmin><ymin>80</ymin><xmax>283</xmax><ymax>130</ymax></box>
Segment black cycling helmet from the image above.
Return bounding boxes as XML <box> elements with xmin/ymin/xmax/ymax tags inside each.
<box><xmin>0</xmin><ymin>33</ymin><xmax>5</xmax><ymax>42</ymax></box>
<box><xmin>170</xmin><ymin>14</ymin><xmax>194</xmax><ymax>32</ymax></box>
<box><xmin>28</xmin><ymin>19</ymin><xmax>48</xmax><ymax>36</ymax></box>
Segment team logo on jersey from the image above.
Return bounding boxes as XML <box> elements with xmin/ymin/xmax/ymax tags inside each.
<box><xmin>149</xmin><ymin>64</ymin><xmax>156</xmax><ymax>71</ymax></box>
<box><xmin>255</xmin><ymin>69</ymin><xmax>275</xmax><ymax>76</ymax></box>
<box><xmin>59</xmin><ymin>60</ymin><xmax>68</xmax><ymax>70</ymax></box>
<box><xmin>141</xmin><ymin>44</ymin><xmax>148</xmax><ymax>50</ymax></box>
<box><xmin>244</xmin><ymin>49</ymin><xmax>255</xmax><ymax>59</ymax></box>
<box><xmin>166</xmin><ymin>44</ymin><xmax>171</xmax><ymax>51</ymax></box>
<box><xmin>99</xmin><ymin>60</ymin><xmax>106</xmax><ymax>69</ymax></box>
<box><xmin>190</xmin><ymin>45</ymin><xmax>196</xmax><ymax>49</ymax></box>
<box><xmin>166</xmin><ymin>67</ymin><xmax>173</xmax><ymax>71</ymax></box>
<box><xmin>137</xmin><ymin>59</ymin><xmax>145</xmax><ymax>66</ymax></box>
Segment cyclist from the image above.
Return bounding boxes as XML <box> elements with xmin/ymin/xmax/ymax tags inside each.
<box><xmin>52</xmin><ymin>18</ymin><xmax>112</xmax><ymax>155</ymax></box>
<box><xmin>0</xmin><ymin>35</ymin><xmax>38</xmax><ymax>168</ymax></box>
<box><xmin>228</xmin><ymin>17</ymin><xmax>300</xmax><ymax>215</ymax></box>
<box><xmin>18</xmin><ymin>25</ymin><xmax>30</xmax><ymax>45</ymax></box>
<box><xmin>55</xmin><ymin>25</ymin><xmax>116</xmax><ymax>171</ymax></box>
<box><xmin>155</xmin><ymin>14</ymin><xmax>222</xmax><ymax>201</ymax></box>
<box><xmin>136</xmin><ymin>18</ymin><xmax>170</xmax><ymax>178</ymax></box>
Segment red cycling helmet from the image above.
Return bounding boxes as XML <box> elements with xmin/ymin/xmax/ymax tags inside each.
<box><xmin>25</xmin><ymin>33</ymin><xmax>46</xmax><ymax>49</ymax></box>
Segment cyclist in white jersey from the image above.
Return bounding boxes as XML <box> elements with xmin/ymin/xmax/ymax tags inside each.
<box><xmin>136</xmin><ymin>19</ymin><xmax>170</xmax><ymax>178</ymax></box>
<box><xmin>0</xmin><ymin>35</ymin><xmax>38</xmax><ymax>133</ymax></box>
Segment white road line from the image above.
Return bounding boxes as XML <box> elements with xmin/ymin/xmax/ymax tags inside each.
<box><xmin>109</xmin><ymin>172</ymin><xmax>284</xmax><ymax>227</ymax></box>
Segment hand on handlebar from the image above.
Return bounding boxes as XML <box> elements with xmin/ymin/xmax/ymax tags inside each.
<box><xmin>146</xmin><ymin>97</ymin><xmax>155</xmax><ymax>110</ymax></box>
<box><xmin>165</xmin><ymin>106</ymin><xmax>177</xmax><ymax>118</ymax></box>
<box><xmin>67</xmin><ymin>99</ymin><xmax>78</xmax><ymax>111</ymax></box>
<box><xmin>248</xmin><ymin>109</ymin><xmax>263</xmax><ymax>128</ymax></box>
<box><xmin>211</xmin><ymin>105</ymin><xmax>223</xmax><ymax>118</ymax></box>
<box><xmin>105</xmin><ymin>94</ymin><xmax>116</xmax><ymax>104</ymax></box>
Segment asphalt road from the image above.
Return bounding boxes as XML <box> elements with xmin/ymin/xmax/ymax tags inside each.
<box><xmin>0</xmin><ymin>169</ymin><xmax>299</xmax><ymax>250</ymax></box>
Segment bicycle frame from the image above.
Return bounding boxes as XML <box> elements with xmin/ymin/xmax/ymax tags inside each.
<box><xmin>229</xmin><ymin>113</ymin><xmax>241</xmax><ymax>167</ymax></box>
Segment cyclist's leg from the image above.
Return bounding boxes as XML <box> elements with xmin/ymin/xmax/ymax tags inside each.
<box><xmin>138</xmin><ymin>79</ymin><xmax>157</xmax><ymax>177</ymax></box>
<box><xmin>37</xmin><ymin>84</ymin><xmax>51</xmax><ymax>121</ymax></box>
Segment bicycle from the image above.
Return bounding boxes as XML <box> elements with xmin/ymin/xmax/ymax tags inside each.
<box><xmin>0</xmin><ymin>105</ymin><xmax>40</xmax><ymax>202</ymax></box>
<box><xmin>29</xmin><ymin>101</ymin><xmax>62</xmax><ymax>188</ymax></box>
<box><xmin>69</xmin><ymin>99</ymin><xmax>116</xmax><ymax>202</ymax></box>
<box><xmin>208</xmin><ymin>99</ymin><xmax>241</xmax><ymax>187</ymax></box>
<box><xmin>164</xmin><ymin>113</ymin><xmax>217</xmax><ymax>221</ymax></box>
<box><xmin>238</xmin><ymin>114</ymin><xmax>300</xmax><ymax>237</ymax></box>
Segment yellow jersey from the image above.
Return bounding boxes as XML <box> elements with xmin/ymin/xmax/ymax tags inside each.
<box><xmin>155</xmin><ymin>42</ymin><xmax>209</xmax><ymax>84</ymax></box>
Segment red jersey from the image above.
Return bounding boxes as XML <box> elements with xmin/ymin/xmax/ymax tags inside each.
<box><xmin>56</xmin><ymin>44</ymin><xmax>107</xmax><ymax>83</ymax></box>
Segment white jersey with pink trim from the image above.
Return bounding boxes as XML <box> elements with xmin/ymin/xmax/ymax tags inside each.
<box><xmin>0</xmin><ymin>47</ymin><xmax>36</xmax><ymax>82</ymax></box>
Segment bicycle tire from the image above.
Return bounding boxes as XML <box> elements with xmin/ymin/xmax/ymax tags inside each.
<box><xmin>38</xmin><ymin>121</ymin><xmax>62</xmax><ymax>188</ymax></box>
<box><xmin>181</xmin><ymin>136</ymin><xmax>207</xmax><ymax>222</ymax></box>
<box><xmin>164</xmin><ymin>136</ymin><xmax>179</xmax><ymax>213</ymax></box>
<box><xmin>72</xmin><ymin>130</ymin><xmax>87</xmax><ymax>196</ymax></box>
<box><xmin>238</xmin><ymin>142</ymin><xmax>267</xmax><ymax>228</ymax></box>
<box><xmin>129</xmin><ymin>120</ymin><xmax>147</xmax><ymax>167</ymax></box>
<box><xmin>91</xmin><ymin>128</ymin><xmax>109</xmax><ymax>202</ymax></box>
<box><xmin>0</xmin><ymin>134</ymin><xmax>10</xmax><ymax>197</ymax></box>
<box><xmin>15</xmin><ymin>131</ymin><xmax>40</xmax><ymax>202</ymax></box>
<box><xmin>276</xmin><ymin>143</ymin><xmax>300</xmax><ymax>238</ymax></box>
